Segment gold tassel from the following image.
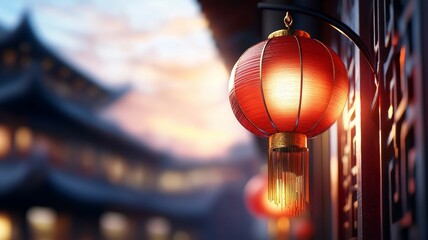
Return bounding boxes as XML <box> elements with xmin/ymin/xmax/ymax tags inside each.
<box><xmin>268</xmin><ymin>133</ymin><xmax>309</xmax><ymax>216</ymax></box>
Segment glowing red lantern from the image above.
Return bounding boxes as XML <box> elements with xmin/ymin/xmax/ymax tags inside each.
<box><xmin>229</xmin><ymin>14</ymin><xmax>349</xmax><ymax>215</ymax></box>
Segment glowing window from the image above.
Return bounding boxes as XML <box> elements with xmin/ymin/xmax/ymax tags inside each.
<box><xmin>146</xmin><ymin>217</ymin><xmax>170</xmax><ymax>240</ymax></box>
<box><xmin>0</xmin><ymin>125</ymin><xmax>11</xmax><ymax>158</ymax></box>
<box><xmin>0</xmin><ymin>213</ymin><xmax>12</xmax><ymax>240</ymax></box>
<box><xmin>105</xmin><ymin>155</ymin><xmax>126</xmax><ymax>184</ymax></box>
<box><xmin>15</xmin><ymin>126</ymin><xmax>33</xmax><ymax>154</ymax></box>
<box><xmin>100</xmin><ymin>212</ymin><xmax>129</xmax><ymax>240</ymax></box>
<box><xmin>158</xmin><ymin>171</ymin><xmax>187</xmax><ymax>193</ymax></box>
<box><xmin>187</xmin><ymin>169</ymin><xmax>222</xmax><ymax>190</ymax></box>
<box><xmin>27</xmin><ymin>207</ymin><xmax>57</xmax><ymax>240</ymax></box>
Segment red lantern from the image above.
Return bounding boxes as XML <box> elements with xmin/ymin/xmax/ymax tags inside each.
<box><xmin>229</xmin><ymin>15</ymin><xmax>349</xmax><ymax>215</ymax></box>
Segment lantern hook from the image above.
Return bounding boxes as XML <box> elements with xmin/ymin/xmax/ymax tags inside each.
<box><xmin>258</xmin><ymin>2</ymin><xmax>376</xmax><ymax>73</ymax></box>
<box><xmin>284</xmin><ymin>12</ymin><xmax>293</xmax><ymax>29</ymax></box>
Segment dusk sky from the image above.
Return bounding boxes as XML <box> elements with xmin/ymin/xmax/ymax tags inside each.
<box><xmin>0</xmin><ymin>0</ymin><xmax>256</xmax><ymax>161</ymax></box>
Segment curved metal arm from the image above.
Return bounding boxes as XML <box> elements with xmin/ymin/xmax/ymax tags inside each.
<box><xmin>258</xmin><ymin>2</ymin><xmax>375</xmax><ymax>73</ymax></box>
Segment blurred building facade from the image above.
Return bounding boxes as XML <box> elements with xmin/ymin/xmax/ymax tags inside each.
<box><xmin>0</xmin><ymin>16</ymin><xmax>259</xmax><ymax>240</ymax></box>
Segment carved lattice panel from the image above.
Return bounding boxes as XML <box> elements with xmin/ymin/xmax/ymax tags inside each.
<box><xmin>379</xmin><ymin>0</ymin><xmax>421</xmax><ymax>238</ymax></box>
<box><xmin>335</xmin><ymin>0</ymin><xmax>426</xmax><ymax>239</ymax></box>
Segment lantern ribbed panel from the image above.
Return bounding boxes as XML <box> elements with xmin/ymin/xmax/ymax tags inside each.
<box><xmin>229</xmin><ymin>64</ymin><xmax>269</xmax><ymax>137</ymax></box>
<box><xmin>234</xmin><ymin>41</ymin><xmax>277</xmax><ymax>134</ymax></box>
<box><xmin>305</xmin><ymin>48</ymin><xmax>349</xmax><ymax>137</ymax></box>
<box><xmin>295</xmin><ymin>38</ymin><xmax>334</xmax><ymax>133</ymax></box>
<box><xmin>229</xmin><ymin>34</ymin><xmax>349</xmax><ymax>138</ymax></box>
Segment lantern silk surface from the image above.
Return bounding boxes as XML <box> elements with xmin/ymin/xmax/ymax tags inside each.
<box><xmin>229</xmin><ymin>34</ymin><xmax>349</xmax><ymax>138</ymax></box>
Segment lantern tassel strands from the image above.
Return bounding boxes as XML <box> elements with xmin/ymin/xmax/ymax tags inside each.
<box><xmin>268</xmin><ymin>133</ymin><xmax>308</xmax><ymax>216</ymax></box>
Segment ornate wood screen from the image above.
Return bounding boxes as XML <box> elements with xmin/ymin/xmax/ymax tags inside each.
<box><xmin>334</xmin><ymin>0</ymin><xmax>427</xmax><ymax>239</ymax></box>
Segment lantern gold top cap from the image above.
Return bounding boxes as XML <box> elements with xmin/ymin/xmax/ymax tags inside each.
<box><xmin>268</xmin><ymin>29</ymin><xmax>310</xmax><ymax>39</ymax></box>
<box><xmin>268</xmin><ymin>12</ymin><xmax>311</xmax><ymax>39</ymax></box>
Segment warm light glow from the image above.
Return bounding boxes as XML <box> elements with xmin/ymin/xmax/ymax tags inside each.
<box><xmin>15</xmin><ymin>126</ymin><xmax>33</xmax><ymax>154</ymax></box>
<box><xmin>172</xmin><ymin>231</ymin><xmax>191</xmax><ymax>240</ymax></box>
<box><xmin>273</xmin><ymin>173</ymin><xmax>305</xmax><ymax>210</ymax></box>
<box><xmin>329</xmin><ymin>122</ymin><xmax>339</xmax><ymax>239</ymax></box>
<box><xmin>277</xmin><ymin>217</ymin><xmax>290</xmax><ymax>233</ymax></box>
<box><xmin>100</xmin><ymin>212</ymin><xmax>129</xmax><ymax>240</ymax></box>
<box><xmin>388</xmin><ymin>105</ymin><xmax>393</xmax><ymax>119</ymax></box>
<box><xmin>27</xmin><ymin>207</ymin><xmax>57</xmax><ymax>235</ymax></box>
<box><xmin>263</xmin><ymin>69</ymin><xmax>301</xmax><ymax>126</ymax></box>
<box><xmin>400</xmin><ymin>46</ymin><xmax>406</xmax><ymax>70</ymax></box>
<box><xmin>106</xmin><ymin>156</ymin><xmax>126</xmax><ymax>184</ymax></box>
<box><xmin>0</xmin><ymin>213</ymin><xmax>12</xmax><ymax>240</ymax></box>
<box><xmin>187</xmin><ymin>169</ymin><xmax>206</xmax><ymax>189</ymax></box>
<box><xmin>146</xmin><ymin>217</ymin><xmax>170</xmax><ymax>240</ymax></box>
<box><xmin>267</xmin><ymin>219</ymin><xmax>277</xmax><ymax>238</ymax></box>
<box><xmin>267</xmin><ymin>217</ymin><xmax>291</xmax><ymax>240</ymax></box>
<box><xmin>263</xmin><ymin>183</ymin><xmax>291</xmax><ymax>215</ymax></box>
<box><xmin>330</xmin><ymin>133</ymin><xmax>339</xmax><ymax>193</ymax></box>
<box><xmin>187</xmin><ymin>169</ymin><xmax>222</xmax><ymax>189</ymax></box>
<box><xmin>0</xmin><ymin>125</ymin><xmax>10</xmax><ymax>158</ymax></box>
<box><xmin>158</xmin><ymin>171</ymin><xmax>187</xmax><ymax>193</ymax></box>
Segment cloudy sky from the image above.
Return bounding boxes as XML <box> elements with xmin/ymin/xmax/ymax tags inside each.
<box><xmin>0</xmin><ymin>0</ymin><xmax>256</xmax><ymax>161</ymax></box>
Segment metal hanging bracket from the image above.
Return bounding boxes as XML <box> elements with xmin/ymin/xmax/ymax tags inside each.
<box><xmin>258</xmin><ymin>2</ymin><xmax>376</xmax><ymax>73</ymax></box>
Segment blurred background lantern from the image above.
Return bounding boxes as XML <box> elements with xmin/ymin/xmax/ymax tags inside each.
<box><xmin>244</xmin><ymin>173</ymin><xmax>293</xmax><ymax>240</ymax></box>
<box><xmin>229</xmin><ymin>14</ymin><xmax>349</xmax><ymax>214</ymax></box>
<box><xmin>244</xmin><ymin>173</ymin><xmax>292</xmax><ymax>219</ymax></box>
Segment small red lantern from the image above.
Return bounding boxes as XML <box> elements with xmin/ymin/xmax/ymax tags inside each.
<box><xmin>229</xmin><ymin>14</ymin><xmax>349</xmax><ymax>215</ymax></box>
